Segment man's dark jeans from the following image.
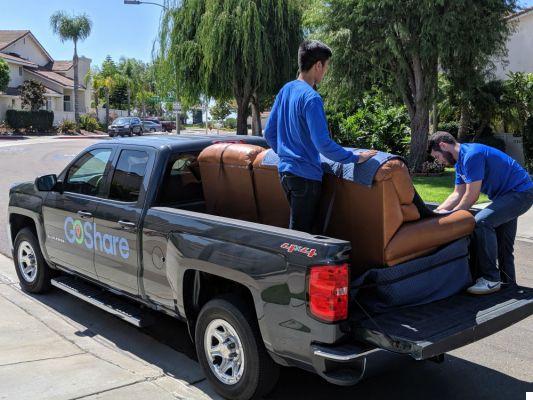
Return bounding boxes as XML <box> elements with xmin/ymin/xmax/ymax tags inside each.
<box><xmin>474</xmin><ymin>187</ymin><xmax>533</xmax><ymax>283</ymax></box>
<box><xmin>280</xmin><ymin>172</ymin><xmax>321</xmax><ymax>233</ymax></box>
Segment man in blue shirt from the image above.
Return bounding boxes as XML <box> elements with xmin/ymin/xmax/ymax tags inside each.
<box><xmin>264</xmin><ymin>40</ymin><xmax>376</xmax><ymax>233</ymax></box>
<box><xmin>429</xmin><ymin>131</ymin><xmax>533</xmax><ymax>295</ymax></box>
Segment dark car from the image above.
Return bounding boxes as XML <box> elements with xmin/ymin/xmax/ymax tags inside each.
<box><xmin>108</xmin><ymin>117</ymin><xmax>143</xmax><ymax>137</ymax></box>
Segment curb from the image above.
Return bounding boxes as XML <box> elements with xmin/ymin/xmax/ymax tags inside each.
<box><xmin>54</xmin><ymin>135</ymin><xmax>109</xmax><ymax>140</ymax></box>
<box><xmin>0</xmin><ymin>136</ymin><xmax>31</xmax><ymax>140</ymax></box>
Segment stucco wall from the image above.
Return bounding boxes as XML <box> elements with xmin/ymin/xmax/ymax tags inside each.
<box><xmin>494</xmin><ymin>12</ymin><xmax>533</xmax><ymax>79</ymax></box>
<box><xmin>3</xmin><ymin>35</ymin><xmax>50</xmax><ymax>67</ymax></box>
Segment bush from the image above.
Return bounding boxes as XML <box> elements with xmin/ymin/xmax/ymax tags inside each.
<box><xmin>223</xmin><ymin>117</ymin><xmax>237</xmax><ymax>130</ymax></box>
<box><xmin>437</xmin><ymin>121</ymin><xmax>460</xmax><ymax>138</ymax></box>
<box><xmin>473</xmin><ymin>135</ymin><xmax>506</xmax><ymax>152</ymax></box>
<box><xmin>79</xmin><ymin>114</ymin><xmax>100</xmax><ymax>132</ymax></box>
<box><xmin>333</xmin><ymin>95</ymin><xmax>411</xmax><ymax>156</ymax></box>
<box><xmin>5</xmin><ymin>109</ymin><xmax>54</xmax><ymax>132</ymax></box>
<box><xmin>523</xmin><ymin>117</ymin><xmax>533</xmax><ymax>172</ymax></box>
<box><xmin>58</xmin><ymin>119</ymin><xmax>78</xmax><ymax>133</ymax></box>
<box><xmin>419</xmin><ymin>160</ymin><xmax>445</xmax><ymax>175</ymax></box>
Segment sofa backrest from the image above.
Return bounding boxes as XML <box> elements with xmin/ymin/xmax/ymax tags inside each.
<box><xmin>198</xmin><ymin>143</ymin><xmax>265</xmax><ymax>221</ymax></box>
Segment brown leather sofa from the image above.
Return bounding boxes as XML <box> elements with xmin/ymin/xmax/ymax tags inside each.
<box><xmin>318</xmin><ymin>159</ymin><xmax>475</xmax><ymax>274</ymax></box>
<box><xmin>198</xmin><ymin>145</ymin><xmax>475</xmax><ymax>274</ymax></box>
<box><xmin>198</xmin><ymin>143</ymin><xmax>265</xmax><ymax>222</ymax></box>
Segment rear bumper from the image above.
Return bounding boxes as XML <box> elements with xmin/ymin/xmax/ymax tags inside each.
<box><xmin>309</xmin><ymin>342</ymin><xmax>380</xmax><ymax>386</ymax></box>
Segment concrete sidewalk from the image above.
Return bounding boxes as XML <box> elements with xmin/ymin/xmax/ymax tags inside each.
<box><xmin>0</xmin><ymin>255</ymin><xmax>219</xmax><ymax>400</ymax></box>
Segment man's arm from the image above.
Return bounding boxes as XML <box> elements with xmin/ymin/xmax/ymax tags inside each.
<box><xmin>264</xmin><ymin>96</ymin><xmax>279</xmax><ymax>152</ymax></box>
<box><xmin>305</xmin><ymin>97</ymin><xmax>358</xmax><ymax>163</ymax></box>
<box><xmin>437</xmin><ymin>184</ymin><xmax>466</xmax><ymax>211</ymax></box>
<box><xmin>452</xmin><ymin>181</ymin><xmax>481</xmax><ymax>211</ymax></box>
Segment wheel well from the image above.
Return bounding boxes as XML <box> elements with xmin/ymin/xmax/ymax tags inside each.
<box><xmin>9</xmin><ymin>214</ymin><xmax>37</xmax><ymax>245</ymax></box>
<box><xmin>183</xmin><ymin>270</ymin><xmax>258</xmax><ymax>339</ymax></box>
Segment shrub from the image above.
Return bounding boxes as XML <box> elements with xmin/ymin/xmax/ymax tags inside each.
<box><xmin>334</xmin><ymin>96</ymin><xmax>411</xmax><ymax>156</ymax></box>
<box><xmin>79</xmin><ymin>114</ymin><xmax>100</xmax><ymax>132</ymax></box>
<box><xmin>223</xmin><ymin>117</ymin><xmax>237</xmax><ymax>130</ymax></box>
<box><xmin>5</xmin><ymin>110</ymin><xmax>54</xmax><ymax>132</ymax></box>
<box><xmin>419</xmin><ymin>160</ymin><xmax>445</xmax><ymax>175</ymax></box>
<box><xmin>58</xmin><ymin>119</ymin><xmax>78</xmax><ymax>133</ymax></box>
<box><xmin>523</xmin><ymin>117</ymin><xmax>533</xmax><ymax>172</ymax></box>
<box><xmin>473</xmin><ymin>135</ymin><xmax>506</xmax><ymax>152</ymax></box>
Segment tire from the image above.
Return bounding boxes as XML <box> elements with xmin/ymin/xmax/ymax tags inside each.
<box><xmin>108</xmin><ymin>132</ymin><xmax>115</xmax><ymax>137</ymax></box>
<box><xmin>128</xmin><ymin>129</ymin><xmax>133</xmax><ymax>137</ymax></box>
<box><xmin>195</xmin><ymin>296</ymin><xmax>279</xmax><ymax>400</ymax></box>
<box><xmin>138</xmin><ymin>128</ymin><xmax>143</xmax><ymax>136</ymax></box>
<box><xmin>13</xmin><ymin>228</ymin><xmax>52</xmax><ymax>293</ymax></box>
<box><xmin>150</xmin><ymin>128</ymin><xmax>155</xmax><ymax>133</ymax></box>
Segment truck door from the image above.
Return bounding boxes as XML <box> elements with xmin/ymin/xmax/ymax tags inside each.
<box><xmin>92</xmin><ymin>146</ymin><xmax>154</xmax><ymax>295</ymax></box>
<box><xmin>42</xmin><ymin>148</ymin><xmax>114</xmax><ymax>278</ymax></box>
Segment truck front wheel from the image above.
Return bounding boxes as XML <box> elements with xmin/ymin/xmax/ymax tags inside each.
<box><xmin>195</xmin><ymin>296</ymin><xmax>279</xmax><ymax>400</ymax></box>
<box><xmin>13</xmin><ymin>228</ymin><xmax>52</xmax><ymax>293</ymax></box>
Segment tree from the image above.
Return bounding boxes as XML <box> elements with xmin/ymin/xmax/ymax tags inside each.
<box><xmin>157</xmin><ymin>0</ymin><xmax>302</xmax><ymax>135</ymax></box>
<box><xmin>20</xmin><ymin>80</ymin><xmax>46</xmax><ymax>111</ymax></box>
<box><xmin>50</xmin><ymin>11</ymin><xmax>92</xmax><ymax>123</ymax></box>
<box><xmin>210</xmin><ymin>99</ymin><xmax>233</xmax><ymax>122</ymax></box>
<box><xmin>0</xmin><ymin>59</ymin><xmax>9</xmax><ymax>92</ymax></box>
<box><xmin>320</xmin><ymin>0</ymin><xmax>516</xmax><ymax>171</ymax></box>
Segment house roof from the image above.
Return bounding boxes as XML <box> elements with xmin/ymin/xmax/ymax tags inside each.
<box><xmin>0</xmin><ymin>30</ymin><xmax>53</xmax><ymax>63</ymax></box>
<box><xmin>0</xmin><ymin>30</ymin><xmax>30</xmax><ymax>51</ymax></box>
<box><xmin>24</xmin><ymin>68</ymin><xmax>85</xmax><ymax>90</ymax></box>
<box><xmin>0</xmin><ymin>52</ymin><xmax>38</xmax><ymax>67</ymax></box>
<box><xmin>2</xmin><ymin>85</ymin><xmax>62</xmax><ymax>97</ymax></box>
<box><xmin>506</xmin><ymin>6</ymin><xmax>533</xmax><ymax>20</ymax></box>
<box><xmin>48</xmin><ymin>60</ymin><xmax>73</xmax><ymax>72</ymax></box>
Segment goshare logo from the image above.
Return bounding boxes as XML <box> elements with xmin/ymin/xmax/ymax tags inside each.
<box><xmin>64</xmin><ymin>217</ymin><xmax>130</xmax><ymax>259</ymax></box>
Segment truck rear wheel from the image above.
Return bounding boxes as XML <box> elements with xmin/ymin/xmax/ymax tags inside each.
<box><xmin>13</xmin><ymin>228</ymin><xmax>52</xmax><ymax>293</ymax></box>
<box><xmin>195</xmin><ymin>296</ymin><xmax>279</xmax><ymax>400</ymax></box>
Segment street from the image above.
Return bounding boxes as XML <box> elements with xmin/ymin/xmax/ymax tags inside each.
<box><xmin>0</xmin><ymin>137</ymin><xmax>531</xmax><ymax>399</ymax></box>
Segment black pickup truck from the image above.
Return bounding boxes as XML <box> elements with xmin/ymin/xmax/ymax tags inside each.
<box><xmin>8</xmin><ymin>135</ymin><xmax>533</xmax><ymax>400</ymax></box>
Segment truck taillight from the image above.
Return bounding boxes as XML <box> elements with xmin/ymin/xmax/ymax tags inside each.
<box><xmin>308</xmin><ymin>264</ymin><xmax>349</xmax><ymax>322</ymax></box>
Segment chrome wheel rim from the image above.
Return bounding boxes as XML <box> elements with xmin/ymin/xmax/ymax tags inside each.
<box><xmin>17</xmin><ymin>241</ymin><xmax>37</xmax><ymax>283</ymax></box>
<box><xmin>204</xmin><ymin>318</ymin><xmax>245</xmax><ymax>385</ymax></box>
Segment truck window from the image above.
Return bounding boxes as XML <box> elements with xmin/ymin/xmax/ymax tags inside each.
<box><xmin>155</xmin><ymin>153</ymin><xmax>204</xmax><ymax>207</ymax></box>
<box><xmin>64</xmin><ymin>148</ymin><xmax>112</xmax><ymax>197</ymax></box>
<box><xmin>109</xmin><ymin>150</ymin><xmax>149</xmax><ymax>202</ymax></box>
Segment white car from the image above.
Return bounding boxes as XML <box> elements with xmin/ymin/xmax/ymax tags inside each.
<box><xmin>142</xmin><ymin>120</ymin><xmax>163</xmax><ymax>133</ymax></box>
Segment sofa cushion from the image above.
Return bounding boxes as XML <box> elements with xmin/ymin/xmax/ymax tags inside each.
<box><xmin>198</xmin><ymin>143</ymin><xmax>264</xmax><ymax>221</ymax></box>
<box><xmin>384</xmin><ymin>210</ymin><xmax>475</xmax><ymax>266</ymax></box>
<box><xmin>252</xmin><ymin>151</ymin><xmax>290</xmax><ymax>227</ymax></box>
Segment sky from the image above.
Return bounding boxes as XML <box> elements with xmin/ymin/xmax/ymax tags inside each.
<box><xmin>1</xmin><ymin>0</ymin><xmax>532</xmax><ymax>69</ymax></box>
<box><xmin>0</xmin><ymin>0</ymin><xmax>163</xmax><ymax>66</ymax></box>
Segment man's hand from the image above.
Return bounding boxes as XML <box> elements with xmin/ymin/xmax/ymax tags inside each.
<box><xmin>357</xmin><ymin>150</ymin><xmax>378</xmax><ymax>164</ymax></box>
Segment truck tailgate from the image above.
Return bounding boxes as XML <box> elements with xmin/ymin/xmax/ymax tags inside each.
<box><xmin>347</xmin><ymin>286</ymin><xmax>532</xmax><ymax>360</ymax></box>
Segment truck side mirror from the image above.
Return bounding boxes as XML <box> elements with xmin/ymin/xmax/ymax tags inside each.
<box><xmin>35</xmin><ymin>174</ymin><xmax>60</xmax><ymax>192</ymax></box>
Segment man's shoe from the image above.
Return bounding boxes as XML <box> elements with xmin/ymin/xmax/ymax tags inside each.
<box><xmin>467</xmin><ymin>278</ymin><xmax>501</xmax><ymax>295</ymax></box>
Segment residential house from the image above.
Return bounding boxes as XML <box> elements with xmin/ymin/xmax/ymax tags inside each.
<box><xmin>0</xmin><ymin>30</ymin><xmax>92</xmax><ymax>124</ymax></box>
<box><xmin>494</xmin><ymin>7</ymin><xmax>533</xmax><ymax>79</ymax></box>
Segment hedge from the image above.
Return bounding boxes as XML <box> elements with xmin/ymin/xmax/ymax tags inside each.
<box><xmin>6</xmin><ymin>109</ymin><xmax>54</xmax><ymax>132</ymax></box>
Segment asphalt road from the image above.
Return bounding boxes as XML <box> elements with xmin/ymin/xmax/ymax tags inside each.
<box><xmin>0</xmin><ymin>138</ymin><xmax>531</xmax><ymax>399</ymax></box>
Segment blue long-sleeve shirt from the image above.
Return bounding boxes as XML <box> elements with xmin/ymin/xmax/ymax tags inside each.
<box><xmin>264</xmin><ymin>80</ymin><xmax>358</xmax><ymax>181</ymax></box>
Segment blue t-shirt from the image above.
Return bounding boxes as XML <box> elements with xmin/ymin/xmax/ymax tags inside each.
<box><xmin>455</xmin><ymin>143</ymin><xmax>533</xmax><ymax>200</ymax></box>
<box><xmin>264</xmin><ymin>80</ymin><xmax>358</xmax><ymax>181</ymax></box>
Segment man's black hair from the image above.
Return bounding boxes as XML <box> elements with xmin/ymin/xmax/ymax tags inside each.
<box><xmin>428</xmin><ymin>131</ymin><xmax>458</xmax><ymax>153</ymax></box>
<box><xmin>298</xmin><ymin>40</ymin><xmax>332</xmax><ymax>72</ymax></box>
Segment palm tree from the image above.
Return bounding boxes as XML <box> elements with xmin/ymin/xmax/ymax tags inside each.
<box><xmin>50</xmin><ymin>11</ymin><xmax>92</xmax><ymax>123</ymax></box>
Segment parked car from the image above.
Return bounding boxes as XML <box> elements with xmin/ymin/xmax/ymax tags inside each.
<box><xmin>108</xmin><ymin>117</ymin><xmax>143</xmax><ymax>137</ymax></box>
<box><xmin>142</xmin><ymin>117</ymin><xmax>176</xmax><ymax>133</ymax></box>
<box><xmin>142</xmin><ymin>120</ymin><xmax>163</xmax><ymax>132</ymax></box>
<box><xmin>8</xmin><ymin>136</ymin><xmax>533</xmax><ymax>400</ymax></box>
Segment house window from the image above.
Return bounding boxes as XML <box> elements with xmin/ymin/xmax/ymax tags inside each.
<box><xmin>18</xmin><ymin>67</ymin><xmax>22</xmax><ymax>76</ymax></box>
<box><xmin>64</xmin><ymin>95</ymin><xmax>72</xmax><ymax>112</ymax></box>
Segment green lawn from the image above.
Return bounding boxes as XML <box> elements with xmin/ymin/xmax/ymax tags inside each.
<box><xmin>412</xmin><ymin>169</ymin><xmax>489</xmax><ymax>204</ymax></box>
